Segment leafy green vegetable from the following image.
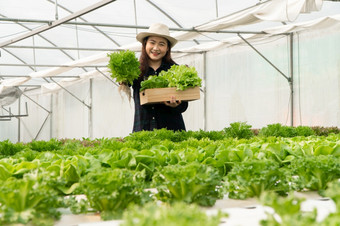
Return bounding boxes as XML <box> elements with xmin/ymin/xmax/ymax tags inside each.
<box><xmin>152</xmin><ymin>162</ymin><xmax>222</xmax><ymax>206</ymax></box>
<box><xmin>140</xmin><ymin>75</ymin><xmax>169</xmax><ymax>91</ymax></box>
<box><xmin>121</xmin><ymin>202</ymin><xmax>226</xmax><ymax>226</ymax></box>
<box><xmin>259</xmin><ymin>123</ymin><xmax>297</xmax><ymax>137</ymax></box>
<box><xmin>107</xmin><ymin>50</ymin><xmax>140</xmax><ymax>85</ymax></box>
<box><xmin>260</xmin><ymin>192</ymin><xmax>318</xmax><ymax>226</ymax></box>
<box><xmin>161</xmin><ymin>65</ymin><xmax>202</xmax><ymax>90</ymax></box>
<box><xmin>79</xmin><ymin>168</ymin><xmax>152</xmax><ymax>220</ymax></box>
<box><xmin>0</xmin><ymin>140</ymin><xmax>26</xmax><ymax>157</ymax></box>
<box><xmin>224</xmin><ymin>121</ymin><xmax>254</xmax><ymax>139</ymax></box>
<box><xmin>0</xmin><ymin>174</ymin><xmax>65</xmax><ymax>225</ymax></box>
<box><xmin>140</xmin><ymin>65</ymin><xmax>202</xmax><ymax>91</ymax></box>
<box><xmin>224</xmin><ymin>160</ymin><xmax>290</xmax><ymax>199</ymax></box>
<box><xmin>28</xmin><ymin>139</ymin><xmax>62</xmax><ymax>152</ymax></box>
<box><xmin>289</xmin><ymin>155</ymin><xmax>340</xmax><ymax>191</ymax></box>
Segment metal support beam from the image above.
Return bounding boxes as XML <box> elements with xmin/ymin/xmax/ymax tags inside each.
<box><xmin>289</xmin><ymin>33</ymin><xmax>294</xmax><ymax>126</ymax></box>
<box><xmin>45</xmin><ymin>0</ymin><xmax>120</xmax><ymax>47</ymax></box>
<box><xmin>20</xmin><ymin>92</ymin><xmax>52</xmax><ymax>140</ymax></box>
<box><xmin>0</xmin><ymin>102</ymin><xmax>29</xmax><ymax>119</ymax></box>
<box><xmin>21</xmin><ymin>93</ymin><xmax>51</xmax><ymax>113</ymax></box>
<box><xmin>237</xmin><ymin>33</ymin><xmax>291</xmax><ymax>82</ymax></box>
<box><xmin>5</xmin><ymin>45</ymin><xmax>121</xmax><ymax>52</ymax></box>
<box><xmin>237</xmin><ymin>32</ymin><xmax>294</xmax><ymax>126</ymax></box>
<box><xmin>146</xmin><ymin>0</ymin><xmax>182</xmax><ymax>28</ymax></box>
<box><xmin>3</xmin><ymin>45</ymin><xmax>196</xmax><ymax>54</ymax></box>
<box><xmin>203</xmin><ymin>52</ymin><xmax>207</xmax><ymax>131</ymax></box>
<box><xmin>0</xmin><ymin>0</ymin><xmax>116</xmax><ymax>47</ymax></box>
<box><xmin>0</xmin><ymin>18</ymin><xmax>272</xmax><ymax>35</ymax></box>
<box><xmin>1</xmin><ymin>63</ymin><xmax>106</xmax><ymax>68</ymax></box>
<box><xmin>88</xmin><ymin>78</ymin><xmax>93</xmax><ymax>138</ymax></box>
<box><xmin>1</xmin><ymin>75</ymin><xmax>79</xmax><ymax>78</ymax></box>
<box><xmin>95</xmin><ymin>67</ymin><xmax>119</xmax><ymax>87</ymax></box>
<box><xmin>49</xmin><ymin>77</ymin><xmax>91</xmax><ymax>109</ymax></box>
<box><xmin>34</xmin><ymin>113</ymin><xmax>51</xmax><ymax>140</ymax></box>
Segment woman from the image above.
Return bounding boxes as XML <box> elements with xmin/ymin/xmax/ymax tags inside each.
<box><xmin>131</xmin><ymin>23</ymin><xmax>188</xmax><ymax>132</ymax></box>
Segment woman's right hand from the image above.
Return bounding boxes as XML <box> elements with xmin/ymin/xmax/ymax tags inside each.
<box><xmin>164</xmin><ymin>96</ymin><xmax>181</xmax><ymax>108</ymax></box>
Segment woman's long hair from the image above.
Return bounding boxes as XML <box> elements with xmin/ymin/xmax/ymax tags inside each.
<box><xmin>139</xmin><ymin>37</ymin><xmax>176</xmax><ymax>80</ymax></box>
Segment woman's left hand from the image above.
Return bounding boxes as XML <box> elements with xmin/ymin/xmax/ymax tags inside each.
<box><xmin>164</xmin><ymin>96</ymin><xmax>181</xmax><ymax>108</ymax></box>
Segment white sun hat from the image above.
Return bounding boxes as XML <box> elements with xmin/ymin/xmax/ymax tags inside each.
<box><xmin>136</xmin><ymin>23</ymin><xmax>178</xmax><ymax>47</ymax></box>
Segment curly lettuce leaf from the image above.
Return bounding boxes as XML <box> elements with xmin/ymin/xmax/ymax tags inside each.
<box><xmin>140</xmin><ymin>65</ymin><xmax>202</xmax><ymax>91</ymax></box>
<box><xmin>140</xmin><ymin>75</ymin><xmax>169</xmax><ymax>91</ymax></box>
<box><xmin>161</xmin><ymin>65</ymin><xmax>202</xmax><ymax>90</ymax></box>
<box><xmin>107</xmin><ymin>50</ymin><xmax>141</xmax><ymax>85</ymax></box>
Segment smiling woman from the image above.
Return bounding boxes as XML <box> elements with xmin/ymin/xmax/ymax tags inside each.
<box><xmin>127</xmin><ymin>23</ymin><xmax>188</xmax><ymax>132</ymax></box>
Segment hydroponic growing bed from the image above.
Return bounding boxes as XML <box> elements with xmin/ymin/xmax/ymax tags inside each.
<box><xmin>1</xmin><ymin>123</ymin><xmax>340</xmax><ymax>226</ymax></box>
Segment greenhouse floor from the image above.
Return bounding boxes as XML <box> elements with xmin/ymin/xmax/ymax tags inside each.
<box><xmin>54</xmin><ymin>191</ymin><xmax>336</xmax><ymax>226</ymax></box>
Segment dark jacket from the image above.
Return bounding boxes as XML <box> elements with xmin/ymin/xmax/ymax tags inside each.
<box><xmin>132</xmin><ymin>61</ymin><xmax>188</xmax><ymax>132</ymax></box>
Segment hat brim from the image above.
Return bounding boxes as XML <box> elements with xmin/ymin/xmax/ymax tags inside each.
<box><xmin>136</xmin><ymin>32</ymin><xmax>177</xmax><ymax>48</ymax></box>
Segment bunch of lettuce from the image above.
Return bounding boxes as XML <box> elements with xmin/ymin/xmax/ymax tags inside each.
<box><xmin>79</xmin><ymin>168</ymin><xmax>152</xmax><ymax>220</ymax></box>
<box><xmin>152</xmin><ymin>162</ymin><xmax>222</xmax><ymax>206</ymax></box>
<box><xmin>107</xmin><ymin>50</ymin><xmax>140</xmax><ymax>85</ymax></box>
<box><xmin>259</xmin><ymin>192</ymin><xmax>318</xmax><ymax>226</ymax></box>
<box><xmin>121</xmin><ymin>202</ymin><xmax>226</xmax><ymax>226</ymax></box>
<box><xmin>0</xmin><ymin>174</ymin><xmax>66</xmax><ymax>225</ymax></box>
<box><xmin>140</xmin><ymin>65</ymin><xmax>202</xmax><ymax>91</ymax></box>
<box><xmin>224</xmin><ymin>159</ymin><xmax>290</xmax><ymax>199</ymax></box>
<box><xmin>140</xmin><ymin>75</ymin><xmax>169</xmax><ymax>91</ymax></box>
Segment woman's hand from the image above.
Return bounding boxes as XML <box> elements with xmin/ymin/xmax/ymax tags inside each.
<box><xmin>164</xmin><ymin>96</ymin><xmax>181</xmax><ymax>108</ymax></box>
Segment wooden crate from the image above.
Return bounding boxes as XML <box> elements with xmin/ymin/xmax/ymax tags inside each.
<box><xmin>140</xmin><ymin>86</ymin><xmax>200</xmax><ymax>105</ymax></box>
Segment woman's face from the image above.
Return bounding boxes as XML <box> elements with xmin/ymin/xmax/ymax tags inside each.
<box><xmin>145</xmin><ymin>36</ymin><xmax>169</xmax><ymax>63</ymax></box>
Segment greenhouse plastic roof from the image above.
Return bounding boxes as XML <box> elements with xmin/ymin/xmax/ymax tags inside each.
<box><xmin>0</xmin><ymin>0</ymin><xmax>339</xmax><ymax>96</ymax></box>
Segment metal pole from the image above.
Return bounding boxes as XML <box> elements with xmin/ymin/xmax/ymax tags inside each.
<box><xmin>215</xmin><ymin>0</ymin><xmax>219</xmax><ymax>18</ymax></box>
<box><xmin>18</xmin><ymin>97</ymin><xmax>21</xmax><ymax>142</ymax></box>
<box><xmin>237</xmin><ymin>33</ymin><xmax>291</xmax><ymax>82</ymax></box>
<box><xmin>146</xmin><ymin>0</ymin><xmax>182</xmax><ymax>28</ymax></box>
<box><xmin>5</xmin><ymin>45</ymin><xmax>122</xmax><ymax>51</ymax></box>
<box><xmin>34</xmin><ymin>113</ymin><xmax>51</xmax><ymax>140</ymax></box>
<box><xmin>133</xmin><ymin>0</ymin><xmax>138</xmax><ymax>35</ymax></box>
<box><xmin>50</xmin><ymin>94</ymin><xmax>53</xmax><ymax>139</ymax></box>
<box><xmin>55</xmin><ymin>0</ymin><xmax>59</xmax><ymax>20</ymax></box>
<box><xmin>0</xmin><ymin>18</ymin><xmax>272</xmax><ymax>35</ymax></box>
<box><xmin>0</xmin><ymin>0</ymin><xmax>116</xmax><ymax>47</ymax></box>
<box><xmin>203</xmin><ymin>52</ymin><xmax>207</xmax><ymax>131</ymax></box>
<box><xmin>21</xmin><ymin>93</ymin><xmax>51</xmax><ymax>113</ymax></box>
<box><xmin>49</xmin><ymin>77</ymin><xmax>91</xmax><ymax>109</ymax></box>
<box><xmin>95</xmin><ymin>67</ymin><xmax>119</xmax><ymax>87</ymax></box>
<box><xmin>1</xmin><ymin>63</ymin><xmax>106</xmax><ymax>68</ymax></box>
<box><xmin>89</xmin><ymin>78</ymin><xmax>93</xmax><ymax>138</ymax></box>
<box><xmin>289</xmin><ymin>33</ymin><xmax>294</xmax><ymax>126</ymax></box>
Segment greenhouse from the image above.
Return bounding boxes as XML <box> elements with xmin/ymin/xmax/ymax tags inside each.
<box><xmin>1</xmin><ymin>0</ymin><xmax>340</xmax><ymax>225</ymax></box>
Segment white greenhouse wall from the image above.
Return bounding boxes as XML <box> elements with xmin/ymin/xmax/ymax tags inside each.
<box><xmin>293</xmin><ymin>29</ymin><xmax>340</xmax><ymax>127</ymax></box>
<box><xmin>204</xmin><ymin>36</ymin><xmax>292</xmax><ymax>130</ymax></box>
<box><xmin>1</xmin><ymin>27</ymin><xmax>340</xmax><ymax>142</ymax></box>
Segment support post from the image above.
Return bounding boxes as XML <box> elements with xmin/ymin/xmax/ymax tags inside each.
<box><xmin>289</xmin><ymin>33</ymin><xmax>294</xmax><ymax>126</ymax></box>
<box><xmin>203</xmin><ymin>52</ymin><xmax>207</xmax><ymax>131</ymax></box>
<box><xmin>238</xmin><ymin>32</ymin><xmax>294</xmax><ymax>126</ymax></box>
<box><xmin>89</xmin><ymin>78</ymin><xmax>93</xmax><ymax>138</ymax></box>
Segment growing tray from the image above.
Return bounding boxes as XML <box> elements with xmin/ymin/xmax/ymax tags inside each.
<box><xmin>139</xmin><ymin>86</ymin><xmax>200</xmax><ymax>105</ymax></box>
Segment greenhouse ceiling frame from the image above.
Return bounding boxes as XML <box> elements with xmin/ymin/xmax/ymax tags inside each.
<box><xmin>0</xmin><ymin>0</ymin><xmax>303</xmax><ymax>140</ymax></box>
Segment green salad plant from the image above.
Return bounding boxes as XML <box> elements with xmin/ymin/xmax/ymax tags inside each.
<box><xmin>152</xmin><ymin>162</ymin><xmax>223</xmax><ymax>206</ymax></box>
<box><xmin>121</xmin><ymin>202</ymin><xmax>227</xmax><ymax>226</ymax></box>
<box><xmin>260</xmin><ymin>192</ymin><xmax>318</xmax><ymax>226</ymax></box>
<box><xmin>107</xmin><ymin>50</ymin><xmax>141</xmax><ymax>99</ymax></box>
<box><xmin>140</xmin><ymin>65</ymin><xmax>202</xmax><ymax>91</ymax></box>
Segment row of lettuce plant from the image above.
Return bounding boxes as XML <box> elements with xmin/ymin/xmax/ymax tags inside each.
<box><xmin>1</xmin><ymin>126</ymin><xmax>340</xmax><ymax>225</ymax></box>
